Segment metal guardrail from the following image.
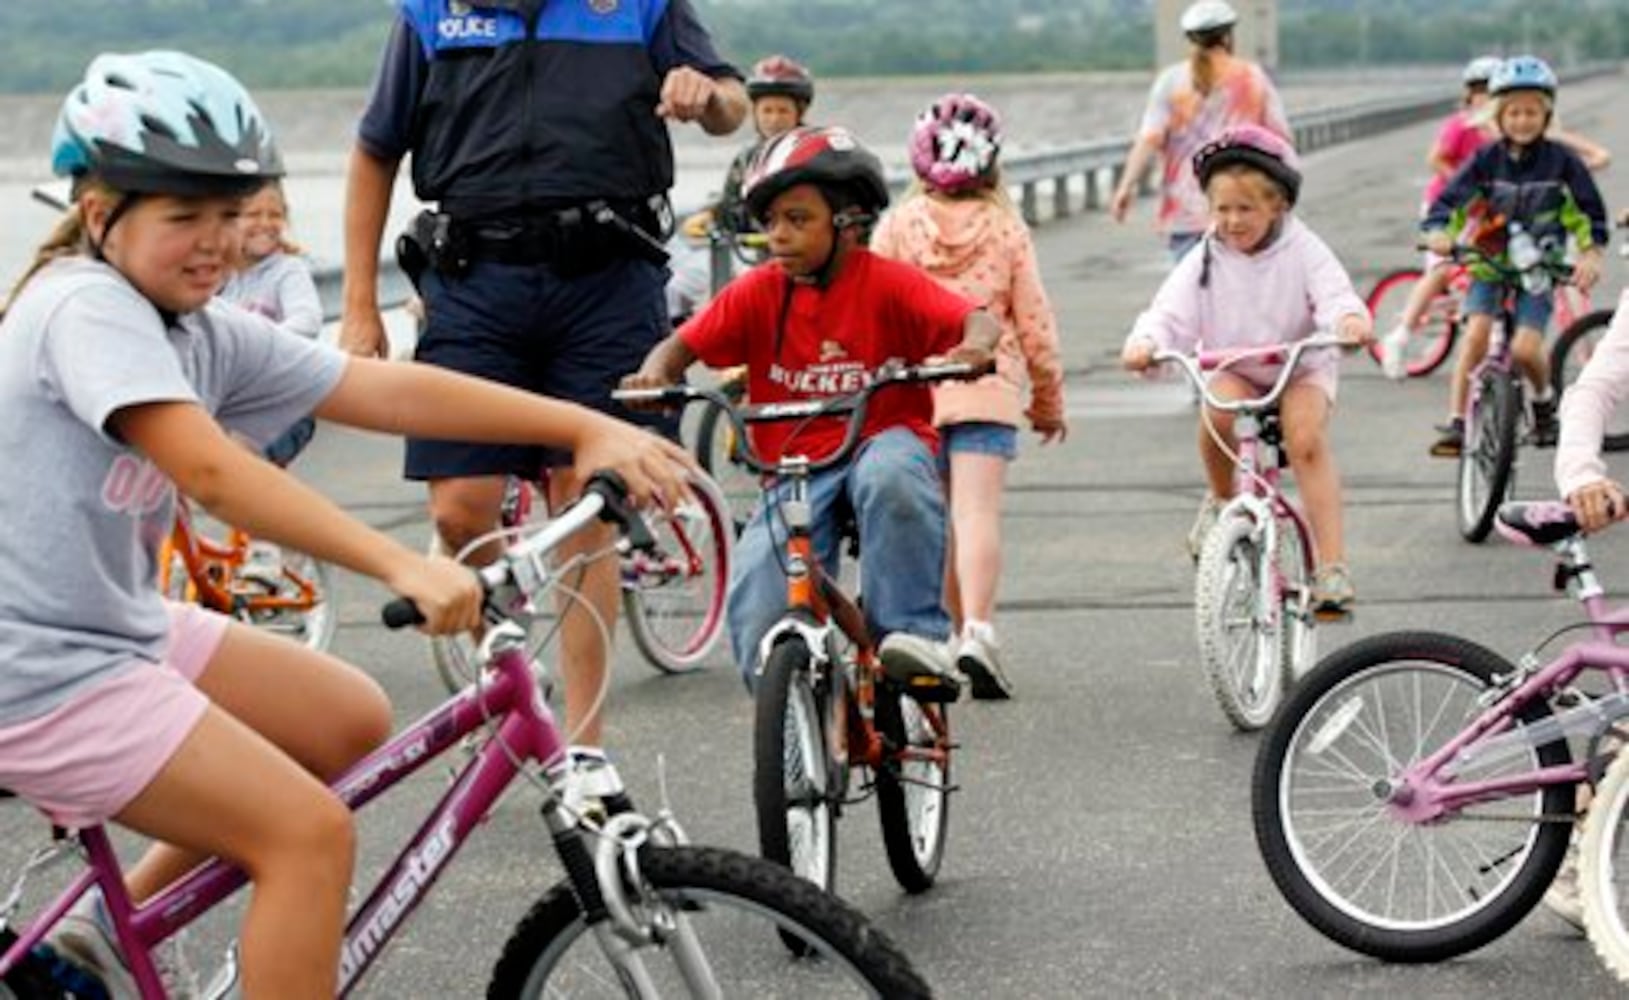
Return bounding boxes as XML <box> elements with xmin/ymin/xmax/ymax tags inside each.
<box><xmin>316</xmin><ymin>61</ymin><xmax>1620</xmax><ymax>321</ymax></box>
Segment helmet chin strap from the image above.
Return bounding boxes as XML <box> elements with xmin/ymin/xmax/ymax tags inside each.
<box><xmin>88</xmin><ymin>193</ymin><xmax>140</xmax><ymax>262</ymax></box>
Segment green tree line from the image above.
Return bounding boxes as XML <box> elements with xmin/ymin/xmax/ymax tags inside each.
<box><xmin>0</xmin><ymin>0</ymin><xmax>1622</xmax><ymax>94</ymax></box>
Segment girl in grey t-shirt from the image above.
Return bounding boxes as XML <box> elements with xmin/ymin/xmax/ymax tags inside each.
<box><xmin>0</xmin><ymin>50</ymin><xmax>693</xmax><ymax>997</ymax></box>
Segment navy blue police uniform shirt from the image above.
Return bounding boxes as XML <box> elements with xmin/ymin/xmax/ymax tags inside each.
<box><xmin>359</xmin><ymin>0</ymin><xmax>741</xmax><ymax>218</ymax></box>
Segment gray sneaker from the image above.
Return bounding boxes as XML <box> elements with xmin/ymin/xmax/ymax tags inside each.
<box><xmin>46</xmin><ymin>896</ymin><xmax>200</xmax><ymax>999</ymax></box>
<box><xmin>878</xmin><ymin>633</ymin><xmax>962</xmax><ymax>703</ymax></box>
<box><xmin>957</xmin><ymin>623</ymin><xmax>1013</xmax><ymax>700</ymax></box>
<box><xmin>1187</xmin><ymin>496</ymin><xmax>1224</xmax><ymax>562</ymax></box>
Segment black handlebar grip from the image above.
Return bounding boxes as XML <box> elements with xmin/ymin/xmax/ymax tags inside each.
<box><xmin>381</xmin><ymin>598</ymin><xmax>425</xmax><ymax>630</ymax></box>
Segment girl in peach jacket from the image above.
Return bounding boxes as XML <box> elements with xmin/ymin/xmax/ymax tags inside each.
<box><xmin>871</xmin><ymin>93</ymin><xmax>1066</xmax><ymax>701</ymax></box>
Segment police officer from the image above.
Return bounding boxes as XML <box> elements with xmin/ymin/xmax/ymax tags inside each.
<box><xmin>339</xmin><ymin>0</ymin><xmax>747</xmax><ymax>783</ymax></box>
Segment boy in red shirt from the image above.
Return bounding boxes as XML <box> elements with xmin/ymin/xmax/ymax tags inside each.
<box><xmin>624</xmin><ymin>126</ymin><xmax>999</xmax><ymax>696</ymax></box>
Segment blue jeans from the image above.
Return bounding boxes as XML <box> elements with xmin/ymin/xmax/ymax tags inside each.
<box><xmin>726</xmin><ymin>427</ymin><xmax>950</xmax><ymax>686</ymax></box>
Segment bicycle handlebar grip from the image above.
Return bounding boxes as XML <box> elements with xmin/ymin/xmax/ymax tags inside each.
<box><xmin>381</xmin><ymin>597</ymin><xmax>425</xmax><ymax>630</ymax></box>
<box><xmin>585</xmin><ymin>471</ymin><xmax>658</xmax><ymax>551</ymax></box>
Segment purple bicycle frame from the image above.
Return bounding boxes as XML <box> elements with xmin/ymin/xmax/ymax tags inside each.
<box><xmin>1391</xmin><ymin>535</ymin><xmax>1629</xmax><ymax>825</ymax></box>
<box><xmin>0</xmin><ymin>639</ymin><xmax>565</xmax><ymax>998</ymax></box>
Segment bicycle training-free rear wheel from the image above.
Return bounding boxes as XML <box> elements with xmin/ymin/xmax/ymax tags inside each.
<box><xmin>1195</xmin><ymin>513</ymin><xmax>1284</xmax><ymax>731</ymax></box>
<box><xmin>1551</xmin><ymin>308</ymin><xmax>1629</xmax><ymax>453</ymax></box>
<box><xmin>1579</xmin><ymin>738</ymin><xmax>1629</xmax><ymax>984</ymax></box>
<box><xmin>1365</xmin><ymin>267</ymin><xmax>1458</xmax><ymax>377</ymax></box>
<box><xmin>874</xmin><ymin>689</ymin><xmax>950</xmax><ymax>894</ymax></box>
<box><xmin>693</xmin><ymin>396</ymin><xmax>759</xmax><ymax>535</ymax></box>
<box><xmin>622</xmin><ymin>472</ymin><xmax>733</xmax><ymax>675</ymax></box>
<box><xmin>1457</xmin><ymin>371</ymin><xmax>1519</xmax><ymax>543</ymax></box>
<box><xmin>1253</xmin><ymin>631</ymin><xmax>1572</xmax><ymax>962</ymax></box>
<box><xmin>487</xmin><ymin>845</ymin><xmax>932</xmax><ymax>998</ymax></box>
<box><xmin>754</xmin><ymin>639</ymin><xmax>837</xmax><ymax>896</ymax></box>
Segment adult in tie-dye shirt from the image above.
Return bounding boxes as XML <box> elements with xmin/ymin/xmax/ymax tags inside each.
<box><xmin>1110</xmin><ymin>1</ymin><xmax>1289</xmax><ymax>262</ymax></box>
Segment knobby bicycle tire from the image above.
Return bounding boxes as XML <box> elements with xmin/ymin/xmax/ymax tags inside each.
<box><xmin>1195</xmin><ymin>514</ymin><xmax>1284</xmax><ymax>731</ymax></box>
<box><xmin>1579</xmin><ymin>734</ymin><xmax>1629</xmax><ymax>984</ymax></box>
<box><xmin>1253</xmin><ymin>630</ymin><xmax>1572</xmax><ymax>962</ymax></box>
<box><xmin>873</xmin><ymin>690</ymin><xmax>950</xmax><ymax>894</ymax></box>
<box><xmin>1551</xmin><ymin>308</ymin><xmax>1629</xmax><ymax>453</ymax></box>
<box><xmin>753</xmin><ymin>639</ymin><xmax>837</xmax><ymax>897</ymax></box>
<box><xmin>487</xmin><ymin>844</ymin><xmax>933</xmax><ymax>998</ymax></box>
<box><xmin>1364</xmin><ymin>267</ymin><xmax>1458</xmax><ymax>378</ymax></box>
<box><xmin>1457</xmin><ymin>370</ymin><xmax>1519</xmax><ymax>543</ymax></box>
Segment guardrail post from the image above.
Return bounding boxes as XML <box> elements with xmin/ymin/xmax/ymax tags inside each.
<box><xmin>1085</xmin><ymin>168</ymin><xmax>1103</xmax><ymax>211</ymax></box>
<box><xmin>1054</xmin><ymin>175</ymin><xmax>1071</xmax><ymax>220</ymax></box>
<box><xmin>708</xmin><ymin>235</ymin><xmax>734</xmax><ymax>298</ymax></box>
<box><xmin>1021</xmin><ymin>181</ymin><xmax>1040</xmax><ymax>226</ymax></box>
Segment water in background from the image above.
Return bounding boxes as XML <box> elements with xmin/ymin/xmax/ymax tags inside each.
<box><xmin>0</xmin><ymin>68</ymin><xmax>1451</xmax><ymax>286</ymax></box>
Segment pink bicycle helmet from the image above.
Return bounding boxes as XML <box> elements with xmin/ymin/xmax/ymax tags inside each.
<box><xmin>908</xmin><ymin>93</ymin><xmax>1003</xmax><ymax>195</ymax></box>
<box><xmin>1192</xmin><ymin>123</ymin><xmax>1301</xmax><ymax>205</ymax></box>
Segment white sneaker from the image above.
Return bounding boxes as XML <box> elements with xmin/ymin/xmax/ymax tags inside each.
<box><xmin>238</xmin><ymin>540</ymin><xmax>285</xmax><ymax>590</ymax></box>
<box><xmin>1380</xmin><ymin>324</ymin><xmax>1411</xmax><ymax>381</ymax></box>
<box><xmin>45</xmin><ymin>893</ymin><xmax>199</xmax><ymax>999</ymax></box>
<box><xmin>957</xmin><ymin>621</ymin><xmax>1013</xmax><ymax>701</ymax></box>
<box><xmin>549</xmin><ymin>748</ymin><xmax>628</xmax><ymax>822</ymax></box>
<box><xmin>878</xmin><ymin>633</ymin><xmax>962</xmax><ymax>703</ymax></box>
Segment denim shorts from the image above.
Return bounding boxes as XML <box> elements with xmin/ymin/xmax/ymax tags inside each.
<box><xmin>1463</xmin><ymin>280</ymin><xmax>1555</xmax><ymax>333</ymax></box>
<box><xmin>937</xmin><ymin>421</ymin><xmax>1018</xmax><ymax>475</ymax></box>
<box><xmin>407</xmin><ymin>256</ymin><xmax>678</xmax><ymax>480</ymax></box>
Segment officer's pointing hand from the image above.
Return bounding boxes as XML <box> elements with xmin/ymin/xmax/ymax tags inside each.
<box><xmin>657</xmin><ymin>66</ymin><xmax>717</xmax><ymax>123</ymax></box>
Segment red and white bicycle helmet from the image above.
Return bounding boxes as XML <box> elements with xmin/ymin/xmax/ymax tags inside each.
<box><xmin>742</xmin><ymin>126</ymin><xmax>889</xmax><ymax>225</ymax></box>
<box><xmin>908</xmin><ymin>93</ymin><xmax>1003</xmax><ymax>195</ymax></box>
<box><xmin>746</xmin><ymin>55</ymin><xmax>814</xmax><ymax>107</ymax></box>
<box><xmin>1192</xmin><ymin>124</ymin><xmax>1301</xmax><ymax>206</ymax></box>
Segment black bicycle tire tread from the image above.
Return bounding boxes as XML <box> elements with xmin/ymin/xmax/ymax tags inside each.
<box><xmin>1551</xmin><ymin>308</ymin><xmax>1629</xmax><ymax>452</ymax></box>
<box><xmin>753</xmin><ymin>640</ymin><xmax>835</xmax><ymax>890</ymax></box>
<box><xmin>1458</xmin><ymin>372</ymin><xmax>1518</xmax><ymax>543</ymax></box>
<box><xmin>1252</xmin><ymin>630</ymin><xmax>1573</xmax><ymax>963</ymax></box>
<box><xmin>486</xmin><ymin>844</ymin><xmax>934</xmax><ymax>998</ymax></box>
<box><xmin>1195</xmin><ymin>515</ymin><xmax>1281</xmax><ymax>730</ymax></box>
<box><xmin>873</xmin><ymin>692</ymin><xmax>948</xmax><ymax>894</ymax></box>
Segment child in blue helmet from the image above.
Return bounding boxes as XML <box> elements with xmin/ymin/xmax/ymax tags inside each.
<box><xmin>1423</xmin><ymin>56</ymin><xmax>1609</xmax><ymax>456</ymax></box>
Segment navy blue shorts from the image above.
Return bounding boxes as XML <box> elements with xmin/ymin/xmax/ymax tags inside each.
<box><xmin>406</xmin><ymin>257</ymin><xmax>679</xmax><ymax>480</ymax></box>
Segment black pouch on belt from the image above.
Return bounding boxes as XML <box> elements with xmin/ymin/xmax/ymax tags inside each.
<box><xmin>396</xmin><ymin>210</ymin><xmax>472</xmax><ymax>285</ymax></box>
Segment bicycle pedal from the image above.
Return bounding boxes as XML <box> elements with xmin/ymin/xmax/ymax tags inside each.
<box><xmin>1313</xmin><ymin>606</ymin><xmax>1353</xmax><ymax>623</ymax></box>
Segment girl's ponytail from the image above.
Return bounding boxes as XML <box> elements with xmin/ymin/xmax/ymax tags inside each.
<box><xmin>1190</xmin><ymin>43</ymin><xmax>1220</xmax><ymax>97</ymax></box>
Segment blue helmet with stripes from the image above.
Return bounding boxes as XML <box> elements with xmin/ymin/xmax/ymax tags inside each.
<box><xmin>1489</xmin><ymin>56</ymin><xmax>1557</xmax><ymax>99</ymax></box>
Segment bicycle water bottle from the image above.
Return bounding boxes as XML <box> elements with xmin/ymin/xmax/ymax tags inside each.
<box><xmin>1507</xmin><ymin>222</ymin><xmax>1550</xmax><ymax>294</ymax></box>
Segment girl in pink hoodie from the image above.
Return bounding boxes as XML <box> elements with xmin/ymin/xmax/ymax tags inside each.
<box><xmin>871</xmin><ymin>93</ymin><xmax>1066</xmax><ymax>700</ymax></box>
<box><xmin>1121</xmin><ymin>125</ymin><xmax>1371</xmax><ymax>613</ymax></box>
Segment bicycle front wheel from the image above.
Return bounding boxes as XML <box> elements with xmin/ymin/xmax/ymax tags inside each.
<box><xmin>488</xmin><ymin>845</ymin><xmax>932</xmax><ymax>998</ymax></box>
<box><xmin>1580</xmin><ymin>736</ymin><xmax>1629</xmax><ymax>984</ymax></box>
<box><xmin>754</xmin><ymin>639</ymin><xmax>837</xmax><ymax>894</ymax></box>
<box><xmin>1457</xmin><ymin>371</ymin><xmax>1519</xmax><ymax>543</ymax></box>
<box><xmin>1195</xmin><ymin>513</ymin><xmax>1284</xmax><ymax>730</ymax></box>
<box><xmin>1365</xmin><ymin>267</ymin><xmax>1458</xmax><ymax>377</ymax></box>
<box><xmin>874</xmin><ymin>690</ymin><xmax>950</xmax><ymax>894</ymax></box>
<box><xmin>1274</xmin><ymin>510</ymin><xmax>1317</xmax><ymax>685</ymax></box>
<box><xmin>1551</xmin><ymin>308</ymin><xmax>1629</xmax><ymax>453</ymax></box>
<box><xmin>693</xmin><ymin>397</ymin><xmax>759</xmax><ymax>535</ymax></box>
<box><xmin>623</xmin><ymin>472</ymin><xmax>733</xmax><ymax>675</ymax></box>
<box><xmin>1253</xmin><ymin>631</ymin><xmax>1572</xmax><ymax>962</ymax></box>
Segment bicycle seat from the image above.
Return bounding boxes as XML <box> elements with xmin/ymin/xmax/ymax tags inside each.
<box><xmin>1495</xmin><ymin>501</ymin><xmax>1580</xmax><ymax>547</ymax></box>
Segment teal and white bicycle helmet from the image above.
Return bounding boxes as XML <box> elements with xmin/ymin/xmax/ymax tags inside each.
<box><xmin>51</xmin><ymin>51</ymin><xmax>282</xmax><ymax>198</ymax></box>
<box><xmin>1488</xmin><ymin>55</ymin><xmax>1557</xmax><ymax>99</ymax></box>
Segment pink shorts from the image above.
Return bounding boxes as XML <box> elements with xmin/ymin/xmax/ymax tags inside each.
<box><xmin>0</xmin><ymin>602</ymin><xmax>230</xmax><ymax>828</ymax></box>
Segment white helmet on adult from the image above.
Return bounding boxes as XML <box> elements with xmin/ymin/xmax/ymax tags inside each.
<box><xmin>1181</xmin><ymin>0</ymin><xmax>1239</xmax><ymax>36</ymax></box>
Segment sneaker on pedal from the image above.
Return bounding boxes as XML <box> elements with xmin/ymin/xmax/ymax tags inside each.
<box><xmin>45</xmin><ymin>892</ymin><xmax>200</xmax><ymax>999</ymax></box>
<box><xmin>1530</xmin><ymin>395</ymin><xmax>1559</xmax><ymax>448</ymax></box>
<box><xmin>238</xmin><ymin>540</ymin><xmax>285</xmax><ymax>590</ymax></box>
<box><xmin>549</xmin><ymin>747</ymin><xmax>630</xmax><ymax>822</ymax></box>
<box><xmin>1429</xmin><ymin>418</ymin><xmax>1464</xmax><ymax>458</ymax></box>
<box><xmin>1379</xmin><ymin>324</ymin><xmax>1411</xmax><ymax>380</ymax></box>
<box><xmin>957</xmin><ymin>621</ymin><xmax>1013</xmax><ymax>701</ymax></box>
<box><xmin>1311</xmin><ymin>563</ymin><xmax>1355</xmax><ymax>618</ymax></box>
<box><xmin>879</xmin><ymin>633</ymin><xmax>962</xmax><ymax>703</ymax></box>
